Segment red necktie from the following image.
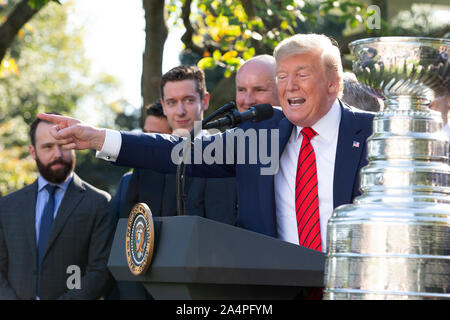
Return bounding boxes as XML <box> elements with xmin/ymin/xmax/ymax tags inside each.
<box><xmin>295</xmin><ymin>127</ymin><xmax>322</xmax><ymax>251</ymax></box>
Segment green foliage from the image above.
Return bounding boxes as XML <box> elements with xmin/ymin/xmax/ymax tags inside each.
<box><xmin>27</xmin><ymin>0</ymin><xmax>60</xmax><ymax>10</ymax></box>
<box><xmin>0</xmin><ymin>117</ymin><xmax>37</xmax><ymax>197</ymax></box>
<box><xmin>0</xmin><ymin>1</ymin><xmax>125</xmax><ymax>196</ymax></box>
<box><xmin>169</xmin><ymin>0</ymin><xmax>372</xmax><ymax>74</ymax></box>
<box><xmin>0</xmin><ymin>1</ymin><xmax>88</xmax><ymax>123</ymax></box>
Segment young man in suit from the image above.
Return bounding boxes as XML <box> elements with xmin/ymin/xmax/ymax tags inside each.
<box><xmin>37</xmin><ymin>33</ymin><xmax>374</xmax><ymax>254</ymax></box>
<box><xmin>110</xmin><ymin>66</ymin><xmax>241</xmax><ymax>299</ymax></box>
<box><xmin>111</xmin><ymin>101</ymin><xmax>172</xmax><ymax>220</ymax></box>
<box><xmin>108</xmin><ymin>102</ymin><xmax>172</xmax><ymax>300</ymax></box>
<box><xmin>0</xmin><ymin>115</ymin><xmax>116</xmax><ymax>300</ymax></box>
<box><xmin>120</xmin><ymin>66</ymin><xmax>238</xmax><ymax>225</ymax></box>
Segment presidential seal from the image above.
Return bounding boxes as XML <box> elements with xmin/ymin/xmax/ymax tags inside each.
<box><xmin>126</xmin><ymin>203</ymin><xmax>154</xmax><ymax>276</ymax></box>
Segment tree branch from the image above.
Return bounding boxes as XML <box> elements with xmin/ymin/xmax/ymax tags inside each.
<box><xmin>238</xmin><ymin>0</ymin><xmax>265</xmax><ymax>55</ymax></box>
<box><xmin>0</xmin><ymin>0</ymin><xmax>39</xmax><ymax>63</ymax></box>
<box><xmin>239</xmin><ymin>0</ymin><xmax>256</xmax><ymax>19</ymax></box>
<box><xmin>180</xmin><ymin>0</ymin><xmax>204</xmax><ymax>56</ymax></box>
<box><xmin>141</xmin><ymin>0</ymin><xmax>168</xmax><ymax>118</ymax></box>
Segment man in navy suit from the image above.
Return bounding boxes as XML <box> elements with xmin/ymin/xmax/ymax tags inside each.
<box><xmin>38</xmin><ymin>33</ymin><xmax>374</xmax><ymax>253</ymax></box>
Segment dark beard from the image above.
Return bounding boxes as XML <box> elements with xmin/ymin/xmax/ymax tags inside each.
<box><xmin>36</xmin><ymin>156</ymin><xmax>75</xmax><ymax>184</ymax></box>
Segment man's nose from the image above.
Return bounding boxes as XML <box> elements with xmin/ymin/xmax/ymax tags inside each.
<box><xmin>54</xmin><ymin>145</ymin><xmax>63</xmax><ymax>158</ymax></box>
<box><xmin>244</xmin><ymin>92</ymin><xmax>256</xmax><ymax>107</ymax></box>
<box><xmin>176</xmin><ymin>102</ymin><xmax>186</xmax><ymax>115</ymax></box>
<box><xmin>286</xmin><ymin>76</ymin><xmax>299</xmax><ymax>91</ymax></box>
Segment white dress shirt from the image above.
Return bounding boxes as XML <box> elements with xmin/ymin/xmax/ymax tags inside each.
<box><xmin>274</xmin><ymin>100</ymin><xmax>341</xmax><ymax>252</ymax></box>
<box><xmin>96</xmin><ymin>129</ymin><xmax>210</xmax><ymax>162</ymax></box>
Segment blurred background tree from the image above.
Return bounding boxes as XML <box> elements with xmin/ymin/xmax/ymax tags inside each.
<box><xmin>0</xmin><ymin>0</ymin><xmax>449</xmax><ymax>196</ymax></box>
<box><xmin>165</xmin><ymin>0</ymin><xmax>449</xmax><ymax>112</ymax></box>
<box><xmin>0</xmin><ymin>0</ymin><xmax>130</xmax><ymax>196</ymax></box>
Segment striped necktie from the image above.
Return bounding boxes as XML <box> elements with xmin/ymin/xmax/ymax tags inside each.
<box><xmin>295</xmin><ymin>127</ymin><xmax>321</xmax><ymax>251</ymax></box>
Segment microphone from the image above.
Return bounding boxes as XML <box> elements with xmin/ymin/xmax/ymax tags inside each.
<box><xmin>203</xmin><ymin>104</ymin><xmax>273</xmax><ymax>129</ymax></box>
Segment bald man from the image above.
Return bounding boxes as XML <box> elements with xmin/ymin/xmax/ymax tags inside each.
<box><xmin>235</xmin><ymin>55</ymin><xmax>280</xmax><ymax>112</ymax></box>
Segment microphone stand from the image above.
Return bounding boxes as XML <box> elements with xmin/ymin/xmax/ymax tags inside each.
<box><xmin>176</xmin><ymin>102</ymin><xmax>236</xmax><ymax>216</ymax></box>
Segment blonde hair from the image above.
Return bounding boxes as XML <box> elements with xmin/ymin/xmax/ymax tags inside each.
<box><xmin>273</xmin><ymin>33</ymin><xmax>344</xmax><ymax>96</ymax></box>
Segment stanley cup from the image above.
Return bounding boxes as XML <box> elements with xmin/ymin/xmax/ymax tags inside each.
<box><xmin>324</xmin><ymin>37</ymin><xmax>450</xmax><ymax>299</ymax></box>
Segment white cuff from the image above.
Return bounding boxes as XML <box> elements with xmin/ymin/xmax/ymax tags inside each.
<box><xmin>95</xmin><ymin>129</ymin><xmax>122</xmax><ymax>162</ymax></box>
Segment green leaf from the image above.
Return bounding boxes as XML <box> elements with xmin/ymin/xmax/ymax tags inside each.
<box><xmin>235</xmin><ymin>41</ymin><xmax>246</xmax><ymax>52</ymax></box>
<box><xmin>242</xmin><ymin>47</ymin><xmax>255</xmax><ymax>61</ymax></box>
<box><xmin>197</xmin><ymin>57</ymin><xmax>215</xmax><ymax>70</ymax></box>
<box><xmin>212</xmin><ymin>50</ymin><xmax>222</xmax><ymax>61</ymax></box>
<box><xmin>224</xmin><ymin>68</ymin><xmax>232</xmax><ymax>78</ymax></box>
<box><xmin>223</xmin><ymin>57</ymin><xmax>241</xmax><ymax>67</ymax></box>
<box><xmin>27</xmin><ymin>0</ymin><xmax>55</xmax><ymax>10</ymax></box>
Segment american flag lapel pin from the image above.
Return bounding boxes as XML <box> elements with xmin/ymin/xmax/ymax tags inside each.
<box><xmin>352</xmin><ymin>140</ymin><xmax>360</xmax><ymax>148</ymax></box>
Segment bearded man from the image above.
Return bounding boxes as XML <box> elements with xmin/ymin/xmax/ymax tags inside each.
<box><xmin>0</xmin><ymin>113</ymin><xmax>116</xmax><ymax>300</ymax></box>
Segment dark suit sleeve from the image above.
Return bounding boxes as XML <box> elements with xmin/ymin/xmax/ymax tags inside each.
<box><xmin>0</xmin><ymin>206</ymin><xmax>19</xmax><ymax>299</ymax></box>
<box><xmin>57</xmin><ymin>198</ymin><xmax>117</xmax><ymax>300</ymax></box>
<box><xmin>111</xmin><ymin>176</ymin><xmax>124</xmax><ymax>219</ymax></box>
<box><xmin>116</xmin><ymin>132</ymin><xmax>236</xmax><ymax>178</ymax></box>
<box><xmin>204</xmin><ymin>178</ymin><xmax>237</xmax><ymax>225</ymax></box>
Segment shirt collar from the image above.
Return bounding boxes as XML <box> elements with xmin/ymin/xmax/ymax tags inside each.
<box><xmin>38</xmin><ymin>172</ymin><xmax>74</xmax><ymax>193</ymax></box>
<box><xmin>295</xmin><ymin>99</ymin><xmax>341</xmax><ymax>143</ymax></box>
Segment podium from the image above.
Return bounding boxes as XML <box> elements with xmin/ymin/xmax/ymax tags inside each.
<box><xmin>108</xmin><ymin>216</ymin><xmax>324</xmax><ymax>299</ymax></box>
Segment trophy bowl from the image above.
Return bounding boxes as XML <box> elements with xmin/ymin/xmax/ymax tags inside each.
<box><xmin>324</xmin><ymin>37</ymin><xmax>450</xmax><ymax>300</ymax></box>
<box><xmin>350</xmin><ymin>37</ymin><xmax>449</xmax><ymax>110</ymax></box>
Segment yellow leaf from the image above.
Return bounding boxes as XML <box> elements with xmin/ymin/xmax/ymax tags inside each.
<box><xmin>209</xmin><ymin>26</ymin><xmax>220</xmax><ymax>42</ymax></box>
<box><xmin>216</xmin><ymin>16</ymin><xmax>229</xmax><ymax>30</ymax></box>
<box><xmin>0</xmin><ymin>58</ymin><xmax>19</xmax><ymax>76</ymax></box>
<box><xmin>227</xmin><ymin>25</ymin><xmax>241</xmax><ymax>37</ymax></box>
<box><xmin>221</xmin><ymin>50</ymin><xmax>238</xmax><ymax>61</ymax></box>
<box><xmin>211</xmin><ymin>0</ymin><xmax>219</xmax><ymax>10</ymax></box>
<box><xmin>24</xmin><ymin>23</ymin><xmax>34</xmax><ymax>33</ymax></box>
<box><xmin>234</xmin><ymin>6</ymin><xmax>247</xmax><ymax>22</ymax></box>
<box><xmin>8</xmin><ymin>58</ymin><xmax>19</xmax><ymax>74</ymax></box>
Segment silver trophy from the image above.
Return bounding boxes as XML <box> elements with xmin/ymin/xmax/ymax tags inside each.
<box><xmin>324</xmin><ymin>37</ymin><xmax>450</xmax><ymax>300</ymax></box>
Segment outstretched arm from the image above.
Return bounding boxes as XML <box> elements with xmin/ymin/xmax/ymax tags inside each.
<box><xmin>37</xmin><ymin>113</ymin><xmax>107</xmax><ymax>151</ymax></box>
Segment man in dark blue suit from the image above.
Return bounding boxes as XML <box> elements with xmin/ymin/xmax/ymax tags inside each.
<box><xmin>38</xmin><ymin>33</ymin><xmax>374</xmax><ymax>254</ymax></box>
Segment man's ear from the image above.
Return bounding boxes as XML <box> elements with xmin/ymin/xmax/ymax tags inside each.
<box><xmin>328</xmin><ymin>78</ymin><xmax>339</xmax><ymax>95</ymax></box>
<box><xmin>29</xmin><ymin>144</ymin><xmax>37</xmax><ymax>161</ymax></box>
<box><xmin>201</xmin><ymin>92</ymin><xmax>210</xmax><ymax>112</ymax></box>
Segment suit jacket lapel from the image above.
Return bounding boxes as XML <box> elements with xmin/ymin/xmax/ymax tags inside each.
<box><xmin>255</xmin><ymin>116</ymin><xmax>293</xmax><ymax>236</ymax></box>
<box><xmin>333</xmin><ymin>100</ymin><xmax>366</xmax><ymax>209</ymax></box>
<box><xmin>24</xmin><ymin>181</ymin><xmax>38</xmax><ymax>261</ymax></box>
<box><xmin>278</xmin><ymin>117</ymin><xmax>294</xmax><ymax>159</ymax></box>
<box><xmin>44</xmin><ymin>173</ymin><xmax>85</xmax><ymax>258</ymax></box>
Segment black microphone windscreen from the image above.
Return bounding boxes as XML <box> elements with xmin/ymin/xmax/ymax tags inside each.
<box><xmin>253</xmin><ymin>104</ymin><xmax>273</xmax><ymax>122</ymax></box>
